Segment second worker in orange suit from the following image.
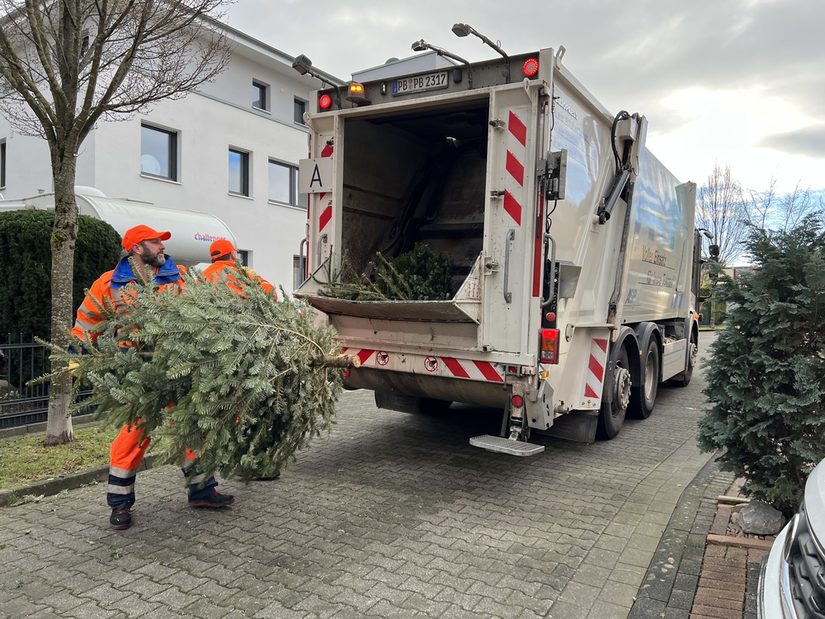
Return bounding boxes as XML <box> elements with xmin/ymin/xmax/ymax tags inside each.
<box><xmin>202</xmin><ymin>239</ymin><xmax>277</xmax><ymax>298</ymax></box>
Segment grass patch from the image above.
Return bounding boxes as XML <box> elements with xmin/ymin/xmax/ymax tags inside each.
<box><xmin>0</xmin><ymin>424</ymin><xmax>117</xmax><ymax>493</ymax></box>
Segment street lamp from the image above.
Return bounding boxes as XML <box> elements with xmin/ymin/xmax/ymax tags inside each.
<box><xmin>291</xmin><ymin>54</ymin><xmax>341</xmax><ymax>108</ymax></box>
<box><xmin>410</xmin><ymin>39</ymin><xmax>472</xmax><ymax>87</ymax></box>
<box><xmin>451</xmin><ymin>23</ymin><xmax>509</xmax><ymax>81</ymax></box>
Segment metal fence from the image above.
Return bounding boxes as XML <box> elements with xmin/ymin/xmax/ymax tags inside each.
<box><xmin>0</xmin><ymin>334</ymin><xmax>92</xmax><ymax>429</ymax></box>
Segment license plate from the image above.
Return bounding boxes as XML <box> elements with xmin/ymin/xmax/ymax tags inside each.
<box><xmin>392</xmin><ymin>71</ymin><xmax>449</xmax><ymax>96</ymax></box>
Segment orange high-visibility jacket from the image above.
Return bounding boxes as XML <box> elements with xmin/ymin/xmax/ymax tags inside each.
<box><xmin>201</xmin><ymin>260</ymin><xmax>276</xmax><ymax>299</ymax></box>
<box><xmin>72</xmin><ymin>256</ymin><xmax>186</xmax><ymax>342</ymax></box>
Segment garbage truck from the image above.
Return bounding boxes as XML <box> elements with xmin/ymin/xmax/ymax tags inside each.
<box><xmin>294</xmin><ymin>45</ymin><xmax>700</xmax><ymax>455</ymax></box>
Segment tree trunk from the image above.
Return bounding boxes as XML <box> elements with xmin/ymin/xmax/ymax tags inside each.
<box><xmin>44</xmin><ymin>153</ymin><xmax>78</xmax><ymax>446</ymax></box>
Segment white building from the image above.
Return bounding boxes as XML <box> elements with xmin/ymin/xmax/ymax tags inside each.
<box><xmin>0</xmin><ymin>22</ymin><xmax>342</xmax><ymax>292</ymax></box>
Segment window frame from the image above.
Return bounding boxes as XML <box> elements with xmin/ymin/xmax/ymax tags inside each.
<box><xmin>0</xmin><ymin>140</ymin><xmax>6</xmax><ymax>189</ymax></box>
<box><xmin>293</xmin><ymin>97</ymin><xmax>307</xmax><ymax>125</ymax></box>
<box><xmin>228</xmin><ymin>147</ymin><xmax>251</xmax><ymax>197</ymax></box>
<box><xmin>140</xmin><ymin>123</ymin><xmax>179</xmax><ymax>182</ymax></box>
<box><xmin>252</xmin><ymin>80</ymin><xmax>269</xmax><ymax>111</ymax></box>
<box><xmin>268</xmin><ymin>158</ymin><xmax>306</xmax><ymax>209</ymax></box>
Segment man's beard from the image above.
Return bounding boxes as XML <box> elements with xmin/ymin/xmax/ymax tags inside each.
<box><xmin>140</xmin><ymin>246</ymin><xmax>166</xmax><ymax>267</ymax></box>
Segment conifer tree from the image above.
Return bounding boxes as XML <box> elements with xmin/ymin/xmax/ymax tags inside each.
<box><xmin>698</xmin><ymin>214</ymin><xmax>825</xmax><ymax>514</ymax></box>
<box><xmin>320</xmin><ymin>244</ymin><xmax>453</xmax><ymax>301</ymax></box>
<box><xmin>49</xmin><ymin>267</ymin><xmax>347</xmax><ymax>481</ymax></box>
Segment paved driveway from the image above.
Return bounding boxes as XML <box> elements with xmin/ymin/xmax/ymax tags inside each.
<box><xmin>0</xmin><ymin>335</ymin><xmax>716</xmax><ymax>618</ymax></box>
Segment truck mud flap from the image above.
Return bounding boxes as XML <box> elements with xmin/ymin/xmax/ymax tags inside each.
<box><xmin>543</xmin><ymin>410</ymin><xmax>598</xmax><ymax>444</ymax></box>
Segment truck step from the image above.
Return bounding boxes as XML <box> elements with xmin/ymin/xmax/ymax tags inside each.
<box><xmin>469</xmin><ymin>435</ymin><xmax>545</xmax><ymax>457</ymax></box>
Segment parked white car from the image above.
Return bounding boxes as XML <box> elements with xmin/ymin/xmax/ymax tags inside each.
<box><xmin>759</xmin><ymin>457</ymin><xmax>825</xmax><ymax>618</ymax></box>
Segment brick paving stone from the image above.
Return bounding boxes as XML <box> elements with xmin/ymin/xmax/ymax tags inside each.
<box><xmin>588</xmin><ymin>599</ymin><xmax>633</xmax><ymax>618</ymax></box>
<box><xmin>0</xmin><ymin>337</ymin><xmax>719</xmax><ymax>617</ymax></box>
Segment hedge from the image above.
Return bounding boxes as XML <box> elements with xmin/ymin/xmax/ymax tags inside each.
<box><xmin>0</xmin><ymin>210</ymin><xmax>121</xmax><ymax>342</ymax></box>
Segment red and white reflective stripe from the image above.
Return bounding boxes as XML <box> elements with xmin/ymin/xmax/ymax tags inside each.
<box><xmin>341</xmin><ymin>347</ymin><xmax>375</xmax><ymax>365</ymax></box>
<box><xmin>341</xmin><ymin>348</ymin><xmax>504</xmax><ymax>383</ymax></box>
<box><xmin>317</xmin><ymin>141</ymin><xmax>334</xmax><ymax>232</ymax></box>
<box><xmin>503</xmin><ymin>110</ymin><xmax>527</xmax><ymax>225</ymax></box>
<box><xmin>442</xmin><ymin>357</ymin><xmax>504</xmax><ymax>382</ymax></box>
<box><xmin>584</xmin><ymin>338</ymin><xmax>608</xmax><ymax>399</ymax></box>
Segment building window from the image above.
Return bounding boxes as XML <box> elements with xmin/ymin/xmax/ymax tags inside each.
<box><xmin>238</xmin><ymin>250</ymin><xmax>250</xmax><ymax>266</ymax></box>
<box><xmin>252</xmin><ymin>80</ymin><xmax>268</xmax><ymax>111</ymax></box>
<box><xmin>228</xmin><ymin>148</ymin><xmax>250</xmax><ymax>196</ymax></box>
<box><xmin>140</xmin><ymin>124</ymin><xmax>178</xmax><ymax>181</ymax></box>
<box><xmin>268</xmin><ymin>159</ymin><xmax>307</xmax><ymax>208</ymax></box>
<box><xmin>294</xmin><ymin>98</ymin><xmax>307</xmax><ymax>125</ymax></box>
<box><xmin>0</xmin><ymin>140</ymin><xmax>6</xmax><ymax>188</ymax></box>
<box><xmin>293</xmin><ymin>254</ymin><xmax>306</xmax><ymax>289</ymax></box>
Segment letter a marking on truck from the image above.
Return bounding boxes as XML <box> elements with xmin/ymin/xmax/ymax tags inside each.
<box><xmin>309</xmin><ymin>164</ymin><xmax>324</xmax><ymax>189</ymax></box>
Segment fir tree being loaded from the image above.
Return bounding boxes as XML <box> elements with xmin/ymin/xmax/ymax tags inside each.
<box><xmin>202</xmin><ymin>238</ymin><xmax>280</xmax><ymax>482</ymax></box>
<box><xmin>71</xmin><ymin>225</ymin><xmax>234</xmax><ymax>531</ymax></box>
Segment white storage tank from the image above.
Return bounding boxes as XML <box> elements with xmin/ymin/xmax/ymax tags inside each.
<box><xmin>16</xmin><ymin>191</ymin><xmax>237</xmax><ymax>266</ymax></box>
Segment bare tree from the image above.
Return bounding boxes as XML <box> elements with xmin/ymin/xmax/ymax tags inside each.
<box><xmin>696</xmin><ymin>164</ymin><xmax>749</xmax><ymax>265</ymax></box>
<box><xmin>746</xmin><ymin>179</ymin><xmax>824</xmax><ymax>233</ymax></box>
<box><xmin>0</xmin><ymin>0</ymin><xmax>230</xmax><ymax>445</ymax></box>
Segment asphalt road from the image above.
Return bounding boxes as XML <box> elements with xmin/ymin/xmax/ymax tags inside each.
<box><xmin>0</xmin><ymin>334</ymin><xmax>717</xmax><ymax>618</ymax></box>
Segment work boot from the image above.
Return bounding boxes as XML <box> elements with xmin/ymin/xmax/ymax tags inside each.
<box><xmin>110</xmin><ymin>508</ymin><xmax>132</xmax><ymax>530</ymax></box>
<box><xmin>188</xmin><ymin>489</ymin><xmax>234</xmax><ymax>508</ymax></box>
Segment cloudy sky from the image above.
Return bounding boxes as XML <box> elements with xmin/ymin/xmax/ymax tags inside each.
<box><xmin>225</xmin><ymin>0</ymin><xmax>824</xmax><ymax>195</ymax></box>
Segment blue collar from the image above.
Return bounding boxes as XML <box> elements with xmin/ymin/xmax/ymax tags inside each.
<box><xmin>111</xmin><ymin>255</ymin><xmax>182</xmax><ymax>288</ymax></box>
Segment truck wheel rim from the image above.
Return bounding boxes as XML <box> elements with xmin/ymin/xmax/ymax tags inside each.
<box><xmin>688</xmin><ymin>342</ymin><xmax>698</xmax><ymax>368</ymax></box>
<box><xmin>644</xmin><ymin>353</ymin><xmax>656</xmax><ymax>400</ymax></box>
<box><xmin>615</xmin><ymin>367</ymin><xmax>631</xmax><ymax>412</ymax></box>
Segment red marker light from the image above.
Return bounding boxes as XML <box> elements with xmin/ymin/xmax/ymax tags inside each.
<box><xmin>544</xmin><ymin>311</ymin><xmax>556</xmax><ymax>323</ymax></box>
<box><xmin>522</xmin><ymin>58</ymin><xmax>539</xmax><ymax>78</ymax></box>
<box><xmin>539</xmin><ymin>328</ymin><xmax>560</xmax><ymax>364</ymax></box>
<box><xmin>318</xmin><ymin>93</ymin><xmax>333</xmax><ymax>110</ymax></box>
<box><xmin>511</xmin><ymin>395</ymin><xmax>524</xmax><ymax>408</ymax></box>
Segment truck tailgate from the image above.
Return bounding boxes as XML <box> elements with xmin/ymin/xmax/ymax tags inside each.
<box><xmin>299</xmin><ymin>295</ymin><xmax>479</xmax><ymax>323</ymax></box>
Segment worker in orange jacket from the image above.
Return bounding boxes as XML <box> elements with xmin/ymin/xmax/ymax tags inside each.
<box><xmin>202</xmin><ymin>239</ymin><xmax>276</xmax><ymax>298</ymax></box>
<box><xmin>72</xmin><ymin>225</ymin><xmax>234</xmax><ymax>531</ymax></box>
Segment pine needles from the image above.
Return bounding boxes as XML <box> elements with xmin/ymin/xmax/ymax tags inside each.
<box><xmin>319</xmin><ymin>244</ymin><xmax>453</xmax><ymax>301</ymax></box>
<box><xmin>48</xmin><ymin>267</ymin><xmax>343</xmax><ymax>481</ymax></box>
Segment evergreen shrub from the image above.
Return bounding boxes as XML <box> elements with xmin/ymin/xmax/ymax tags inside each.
<box><xmin>0</xmin><ymin>210</ymin><xmax>121</xmax><ymax>341</ymax></box>
<box><xmin>698</xmin><ymin>215</ymin><xmax>825</xmax><ymax>514</ymax></box>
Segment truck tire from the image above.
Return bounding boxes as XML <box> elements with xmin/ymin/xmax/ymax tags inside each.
<box><xmin>597</xmin><ymin>346</ymin><xmax>632</xmax><ymax>440</ymax></box>
<box><xmin>629</xmin><ymin>337</ymin><xmax>660</xmax><ymax>419</ymax></box>
<box><xmin>668</xmin><ymin>330</ymin><xmax>697</xmax><ymax>387</ymax></box>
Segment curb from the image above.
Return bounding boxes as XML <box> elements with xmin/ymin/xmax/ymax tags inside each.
<box><xmin>0</xmin><ymin>413</ymin><xmax>98</xmax><ymax>440</ymax></box>
<box><xmin>629</xmin><ymin>453</ymin><xmax>736</xmax><ymax>618</ymax></box>
<box><xmin>0</xmin><ymin>454</ymin><xmax>158</xmax><ymax>508</ymax></box>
